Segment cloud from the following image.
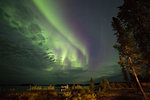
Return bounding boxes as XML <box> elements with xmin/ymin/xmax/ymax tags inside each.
<box><xmin>0</xmin><ymin>0</ymin><xmax>122</xmax><ymax>84</ymax></box>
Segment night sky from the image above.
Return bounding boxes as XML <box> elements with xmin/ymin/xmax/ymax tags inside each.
<box><xmin>0</xmin><ymin>0</ymin><xmax>123</xmax><ymax>84</ymax></box>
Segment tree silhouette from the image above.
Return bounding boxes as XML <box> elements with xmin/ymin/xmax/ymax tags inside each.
<box><xmin>117</xmin><ymin>0</ymin><xmax>150</xmax><ymax>80</ymax></box>
<box><xmin>90</xmin><ymin>78</ymin><xmax>95</xmax><ymax>92</ymax></box>
<box><xmin>99</xmin><ymin>78</ymin><xmax>110</xmax><ymax>92</ymax></box>
<box><xmin>112</xmin><ymin>0</ymin><xmax>149</xmax><ymax>99</ymax></box>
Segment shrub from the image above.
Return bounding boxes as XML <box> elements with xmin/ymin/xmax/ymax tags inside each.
<box><xmin>99</xmin><ymin>78</ymin><xmax>111</xmax><ymax>92</ymax></box>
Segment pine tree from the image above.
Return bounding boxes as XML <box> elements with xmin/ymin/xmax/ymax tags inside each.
<box><xmin>117</xmin><ymin>0</ymin><xmax>150</xmax><ymax>80</ymax></box>
<box><xmin>112</xmin><ymin>0</ymin><xmax>149</xmax><ymax>99</ymax></box>
<box><xmin>90</xmin><ymin>78</ymin><xmax>95</xmax><ymax>92</ymax></box>
<box><xmin>99</xmin><ymin>78</ymin><xmax>110</xmax><ymax>92</ymax></box>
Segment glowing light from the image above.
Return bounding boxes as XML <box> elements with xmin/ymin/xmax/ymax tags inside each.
<box><xmin>32</xmin><ymin>0</ymin><xmax>89</xmax><ymax>70</ymax></box>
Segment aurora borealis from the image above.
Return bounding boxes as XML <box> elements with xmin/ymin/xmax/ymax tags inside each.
<box><xmin>0</xmin><ymin>0</ymin><xmax>123</xmax><ymax>84</ymax></box>
<box><xmin>33</xmin><ymin>0</ymin><xmax>88</xmax><ymax>70</ymax></box>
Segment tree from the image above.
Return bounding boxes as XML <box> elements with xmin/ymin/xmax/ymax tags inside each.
<box><xmin>112</xmin><ymin>0</ymin><xmax>149</xmax><ymax>99</ymax></box>
<box><xmin>129</xmin><ymin>0</ymin><xmax>150</xmax><ymax>80</ymax></box>
<box><xmin>90</xmin><ymin>78</ymin><xmax>95</xmax><ymax>92</ymax></box>
<box><xmin>99</xmin><ymin>78</ymin><xmax>110</xmax><ymax>92</ymax></box>
<box><xmin>112</xmin><ymin>18</ymin><xmax>148</xmax><ymax>100</ymax></box>
<box><xmin>117</xmin><ymin>0</ymin><xmax>150</xmax><ymax>80</ymax></box>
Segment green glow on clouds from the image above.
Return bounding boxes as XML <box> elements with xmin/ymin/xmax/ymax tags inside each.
<box><xmin>32</xmin><ymin>0</ymin><xmax>88</xmax><ymax>70</ymax></box>
<box><xmin>1</xmin><ymin>0</ymin><xmax>88</xmax><ymax>71</ymax></box>
<box><xmin>0</xmin><ymin>0</ymin><xmax>123</xmax><ymax>84</ymax></box>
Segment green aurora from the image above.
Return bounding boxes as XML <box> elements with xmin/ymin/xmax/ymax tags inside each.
<box><xmin>0</xmin><ymin>0</ymin><xmax>123</xmax><ymax>84</ymax></box>
<box><xmin>32</xmin><ymin>0</ymin><xmax>89</xmax><ymax>70</ymax></box>
<box><xmin>2</xmin><ymin>0</ymin><xmax>89</xmax><ymax>71</ymax></box>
